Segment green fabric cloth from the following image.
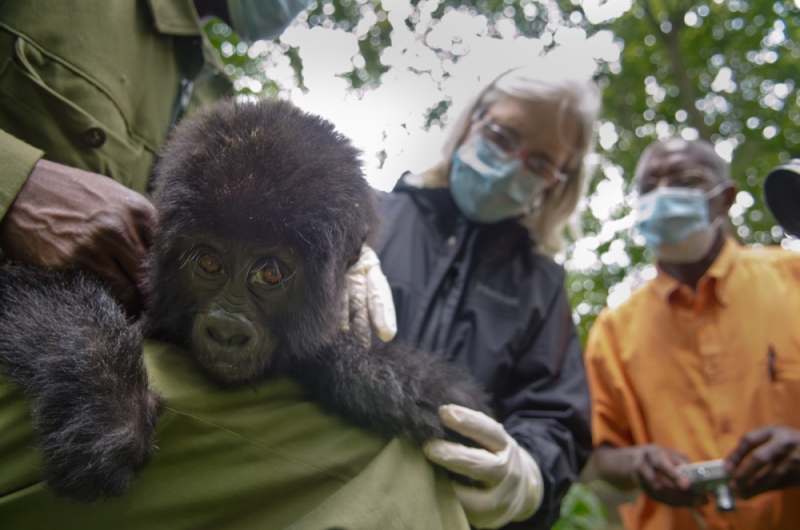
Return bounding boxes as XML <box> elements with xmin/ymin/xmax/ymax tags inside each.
<box><xmin>0</xmin><ymin>0</ymin><xmax>231</xmax><ymax>207</ymax></box>
<box><xmin>0</xmin><ymin>339</ymin><xmax>469</xmax><ymax>529</ymax></box>
<box><xmin>0</xmin><ymin>129</ymin><xmax>41</xmax><ymax>219</ymax></box>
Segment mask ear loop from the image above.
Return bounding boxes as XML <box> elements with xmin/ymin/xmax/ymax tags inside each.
<box><xmin>707</xmin><ymin>215</ymin><xmax>724</xmax><ymax>231</ymax></box>
<box><xmin>704</xmin><ymin>183</ymin><xmax>728</xmax><ymax>230</ymax></box>
<box><xmin>704</xmin><ymin>183</ymin><xmax>726</xmax><ymax>199</ymax></box>
<box><xmin>522</xmin><ymin>181</ymin><xmax>548</xmax><ymax>217</ymax></box>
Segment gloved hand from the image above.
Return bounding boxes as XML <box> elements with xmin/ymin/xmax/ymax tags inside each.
<box><xmin>423</xmin><ymin>404</ymin><xmax>544</xmax><ymax>529</ymax></box>
<box><xmin>340</xmin><ymin>245</ymin><xmax>397</xmax><ymax>347</ymax></box>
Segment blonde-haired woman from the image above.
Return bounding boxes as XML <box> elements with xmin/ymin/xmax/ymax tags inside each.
<box><xmin>374</xmin><ymin>60</ymin><xmax>601</xmax><ymax>529</ymax></box>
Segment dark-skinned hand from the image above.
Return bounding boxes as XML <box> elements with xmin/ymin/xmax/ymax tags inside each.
<box><xmin>0</xmin><ymin>159</ymin><xmax>157</xmax><ymax>315</ymax></box>
<box><xmin>725</xmin><ymin>425</ymin><xmax>800</xmax><ymax>499</ymax></box>
<box><xmin>633</xmin><ymin>444</ymin><xmax>709</xmax><ymax>507</ymax></box>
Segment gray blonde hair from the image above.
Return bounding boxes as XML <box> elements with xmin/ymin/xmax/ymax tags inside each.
<box><xmin>422</xmin><ymin>59</ymin><xmax>601</xmax><ymax>257</ymax></box>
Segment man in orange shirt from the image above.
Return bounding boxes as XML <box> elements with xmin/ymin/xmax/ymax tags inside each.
<box><xmin>585</xmin><ymin>137</ymin><xmax>800</xmax><ymax>530</ymax></box>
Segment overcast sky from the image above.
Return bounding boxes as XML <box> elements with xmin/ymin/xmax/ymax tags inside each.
<box><xmin>263</xmin><ymin>0</ymin><xmax>628</xmax><ymax>190</ymax></box>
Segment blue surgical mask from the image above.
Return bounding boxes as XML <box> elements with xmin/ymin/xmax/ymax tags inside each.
<box><xmin>449</xmin><ymin>134</ymin><xmax>547</xmax><ymax>223</ymax></box>
<box><xmin>635</xmin><ymin>185</ymin><xmax>724</xmax><ymax>263</ymax></box>
<box><xmin>226</xmin><ymin>0</ymin><xmax>312</xmax><ymax>41</ymax></box>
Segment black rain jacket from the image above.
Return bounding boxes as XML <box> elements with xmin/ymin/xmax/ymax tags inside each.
<box><xmin>374</xmin><ymin>177</ymin><xmax>592</xmax><ymax>530</ymax></box>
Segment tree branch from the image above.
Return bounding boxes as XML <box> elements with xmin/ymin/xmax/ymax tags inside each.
<box><xmin>642</xmin><ymin>0</ymin><xmax>712</xmax><ymax>141</ymax></box>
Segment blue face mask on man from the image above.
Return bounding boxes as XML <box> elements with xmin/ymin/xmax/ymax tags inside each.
<box><xmin>635</xmin><ymin>184</ymin><xmax>724</xmax><ymax>263</ymax></box>
<box><xmin>449</xmin><ymin>133</ymin><xmax>548</xmax><ymax>224</ymax></box>
<box><xmin>226</xmin><ymin>0</ymin><xmax>312</xmax><ymax>41</ymax></box>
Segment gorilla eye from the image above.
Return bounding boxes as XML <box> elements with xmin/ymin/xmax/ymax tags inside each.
<box><xmin>251</xmin><ymin>259</ymin><xmax>284</xmax><ymax>286</ymax></box>
<box><xmin>197</xmin><ymin>253</ymin><xmax>223</xmax><ymax>274</ymax></box>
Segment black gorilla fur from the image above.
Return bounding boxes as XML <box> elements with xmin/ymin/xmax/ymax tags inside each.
<box><xmin>0</xmin><ymin>264</ymin><xmax>158</xmax><ymax>502</ymax></box>
<box><xmin>0</xmin><ymin>99</ymin><xmax>490</xmax><ymax>503</ymax></box>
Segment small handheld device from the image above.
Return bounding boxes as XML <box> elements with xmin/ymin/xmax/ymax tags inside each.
<box><xmin>677</xmin><ymin>459</ymin><xmax>735</xmax><ymax>512</ymax></box>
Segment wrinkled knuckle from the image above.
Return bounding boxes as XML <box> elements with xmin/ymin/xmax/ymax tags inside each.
<box><xmin>133</xmin><ymin>197</ymin><xmax>157</xmax><ymax>217</ymax></box>
<box><xmin>73</xmin><ymin>232</ymin><xmax>97</xmax><ymax>253</ymax></box>
<box><xmin>92</xmin><ymin>211</ymin><xmax>122</xmax><ymax>233</ymax></box>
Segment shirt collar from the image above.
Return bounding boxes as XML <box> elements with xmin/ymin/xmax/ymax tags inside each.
<box><xmin>650</xmin><ymin>236</ymin><xmax>741</xmax><ymax>305</ymax></box>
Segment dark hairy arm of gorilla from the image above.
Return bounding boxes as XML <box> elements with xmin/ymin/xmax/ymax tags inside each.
<box><xmin>278</xmin><ymin>333</ymin><xmax>493</xmax><ymax>443</ymax></box>
<box><xmin>0</xmin><ymin>262</ymin><xmax>160</xmax><ymax>502</ymax></box>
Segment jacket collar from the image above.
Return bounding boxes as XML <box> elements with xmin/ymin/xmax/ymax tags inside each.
<box><xmin>650</xmin><ymin>236</ymin><xmax>740</xmax><ymax>306</ymax></box>
<box><xmin>146</xmin><ymin>0</ymin><xmax>202</xmax><ymax>36</ymax></box>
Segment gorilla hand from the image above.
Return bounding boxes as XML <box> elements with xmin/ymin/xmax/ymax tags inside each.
<box><xmin>0</xmin><ymin>159</ymin><xmax>157</xmax><ymax>315</ymax></box>
<box><xmin>340</xmin><ymin>244</ymin><xmax>397</xmax><ymax>347</ymax></box>
<box><xmin>0</xmin><ymin>264</ymin><xmax>160</xmax><ymax>502</ymax></box>
<box><xmin>424</xmin><ymin>405</ymin><xmax>544</xmax><ymax>529</ymax></box>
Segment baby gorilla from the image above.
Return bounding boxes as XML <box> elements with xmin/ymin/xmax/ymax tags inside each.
<box><xmin>0</xmin><ymin>99</ymin><xmax>490</xmax><ymax>503</ymax></box>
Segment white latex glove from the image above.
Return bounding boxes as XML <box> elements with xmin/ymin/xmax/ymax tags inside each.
<box><xmin>340</xmin><ymin>245</ymin><xmax>397</xmax><ymax>347</ymax></box>
<box><xmin>423</xmin><ymin>404</ymin><xmax>544</xmax><ymax>529</ymax></box>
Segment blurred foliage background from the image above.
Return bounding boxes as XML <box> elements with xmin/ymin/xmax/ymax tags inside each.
<box><xmin>206</xmin><ymin>0</ymin><xmax>800</xmax><ymax>342</ymax></box>
<box><xmin>206</xmin><ymin>1</ymin><xmax>799</xmax><ymax>527</ymax></box>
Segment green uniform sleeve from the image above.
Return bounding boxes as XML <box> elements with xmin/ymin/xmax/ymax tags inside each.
<box><xmin>0</xmin><ymin>129</ymin><xmax>42</xmax><ymax>220</ymax></box>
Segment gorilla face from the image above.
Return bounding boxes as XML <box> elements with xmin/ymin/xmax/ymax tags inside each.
<box><xmin>177</xmin><ymin>233</ymin><xmax>306</xmax><ymax>384</ymax></box>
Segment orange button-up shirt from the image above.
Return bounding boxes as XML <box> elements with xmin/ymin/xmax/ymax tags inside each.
<box><xmin>585</xmin><ymin>239</ymin><xmax>800</xmax><ymax>530</ymax></box>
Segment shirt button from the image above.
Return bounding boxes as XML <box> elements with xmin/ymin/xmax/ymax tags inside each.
<box><xmin>446</xmin><ymin>236</ymin><xmax>456</xmax><ymax>247</ymax></box>
<box><xmin>719</xmin><ymin>418</ymin><xmax>732</xmax><ymax>433</ymax></box>
<box><xmin>82</xmin><ymin>126</ymin><xmax>106</xmax><ymax>148</ymax></box>
<box><xmin>706</xmin><ymin>364</ymin><xmax>720</xmax><ymax>378</ymax></box>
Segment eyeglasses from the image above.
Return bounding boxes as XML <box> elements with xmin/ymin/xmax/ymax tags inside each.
<box><xmin>478</xmin><ymin>120</ymin><xmax>568</xmax><ymax>185</ymax></box>
<box><xmin>639</xmin><ymin>169</ymin><xmax>717</xmax><ymax>194</ymax></box>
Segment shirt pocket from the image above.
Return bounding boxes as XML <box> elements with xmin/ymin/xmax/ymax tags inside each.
<box><xmin>760</xmin><ymin>344</ymin><xmax>800</xmax><ymax>428</ymax></box>
<box><xmin>0</xmin><ymin>36</ymin><xmax>153</xmax><ymax>193</ymax></box>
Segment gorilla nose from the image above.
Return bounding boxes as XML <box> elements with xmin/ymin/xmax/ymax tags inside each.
<box><xmin>207</xmin><ymin>326</ymin><xmax>251</xmax><ymax>347</ymax></box>
<box><xmin>203</xmin><ymin>314</ymin><xmax>256</xmax><ymax>349</ymax></box>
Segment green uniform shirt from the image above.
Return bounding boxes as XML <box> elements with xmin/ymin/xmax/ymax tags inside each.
<box><xmin>0</xmin><ymin>340</ymin><xmax>469</xmax><ymax>529</ymax></box>
<box><xmin>0</xmin><ymin>0</ymin><xmax>232</xmax><ymax>219</ymax></box>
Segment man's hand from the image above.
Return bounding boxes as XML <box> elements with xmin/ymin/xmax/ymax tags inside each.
<box><xmin>340</xmin><ymin>245</ymin><xmax>397</xmax><ymax>347</ymax></box>
<box><xmin>423</xmin><ymin>405</ymin><xmax>544</xmax><ymax>529</ymax></box>
<box><xmin>0</xmin><ymin>159</ymin><xmax>157</xmax><ymax>315</ymax></box>
<box><xmin>631</xmin><ymin>444</ymin><xmax>709</xmax><ymax>507</ymax></box>
<box><xmin>725</xmin><ymin>425</ymin><xmax>800</xmax><ymax>499</ymax></box>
